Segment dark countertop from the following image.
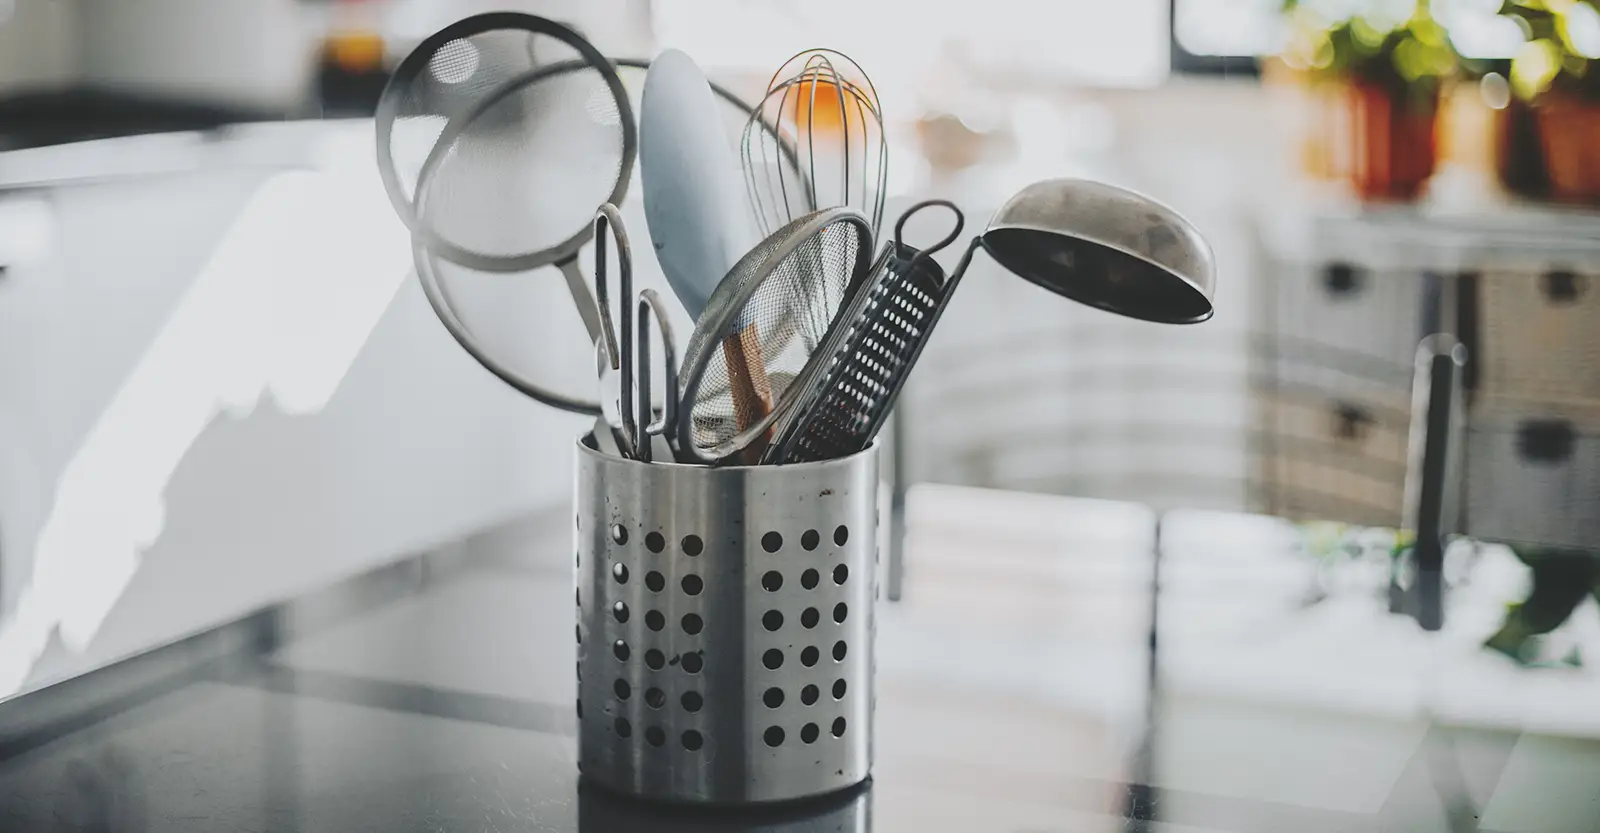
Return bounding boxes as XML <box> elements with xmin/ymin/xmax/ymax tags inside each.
<box><xmin>0</xmin><ymin>495</ymin><xmax>1597</xmax><ymax>832</ymax></box>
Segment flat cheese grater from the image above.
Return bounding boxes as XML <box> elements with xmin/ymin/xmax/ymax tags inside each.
<box><xmin>765</xmin><ymin>201</ymin><xmax>966</xmax><ymax>464</ymax></box>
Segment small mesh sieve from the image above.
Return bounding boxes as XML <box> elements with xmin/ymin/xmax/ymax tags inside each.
<box><xmin>677</xmin><ymin>208</ymin><xmax>874</xmax><ymax>464</ymax></box>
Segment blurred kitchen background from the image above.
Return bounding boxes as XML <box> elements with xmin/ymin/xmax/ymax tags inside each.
<box><xmin>2</xmin><ymin>0</ymin><xmax>1599</xmax><ymax>757</ymax></box>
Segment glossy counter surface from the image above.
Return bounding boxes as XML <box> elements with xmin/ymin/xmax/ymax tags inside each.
<box><xmin>0</xmin><ymin>488</ymin><xmax>1597</xmax><ymax>832</ymax></box>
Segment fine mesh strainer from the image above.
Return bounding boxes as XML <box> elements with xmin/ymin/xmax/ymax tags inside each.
<box><xmin>377</xmin><ymin>12</ymin><xmax>634</xmax><ymax>414</ymax></box>
<box><xmin>676</xmin><ymin>208</ymin><xmax>874</xmax><ymax>464</ymax></box>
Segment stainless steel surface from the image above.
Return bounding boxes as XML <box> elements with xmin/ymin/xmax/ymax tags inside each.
<box><xmin>973</xmin><ymin>178</ymin><xmax>1217</xmax><ymax>325</ymax></box>
<box><xmin>595</xmin><ymin>203</ymin><xmax>639</xmax><ymax>458</ymax></box>
<box><xmin>577</xmin><ymin>780</ymin><xmax>871</xmax><ymax>831</ymax></box>
<box><xmin>575</xmin><ymin>440</ymin><xmax>878</xmax><ymax>804</ymax></box>
<box><xmin>676</xmin><ymin>208</ymin><xmax>874</xmax><ymax>464</ymax></box>
<box><xmin>594</xmin><ymin>335</ymin><xmax>626</xmax><ymax>458</ymax></box>
<box><xmin>635</xmin><ymin>289</ymin><xmax>681</xmax><ymax>465</ymax></box>
<box><xmin>742</xmin><ymin>50</ymin><xmax>888</xmax><ymax>238</ymax></box>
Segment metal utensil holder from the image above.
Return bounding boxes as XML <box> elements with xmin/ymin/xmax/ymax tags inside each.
<box><xmin>575</xmin><ymin>437</ymin><xmax>878</xmax><ymax>805</ymax></box>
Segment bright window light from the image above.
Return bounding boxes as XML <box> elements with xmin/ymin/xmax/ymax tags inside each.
<box><xmin>653</xmin><ymin>0</ymin><xmax>1170</xmax><ymax>92</ymax></box>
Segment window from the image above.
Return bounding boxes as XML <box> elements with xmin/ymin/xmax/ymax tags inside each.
<box><xmin>1170</xmin><ymin>0</ymin><xmax>1528</xmax><ymax>77</ymax></box>
<box><xmin>652</xmin><ymin>0</ymin><xmax>1172</xmax><ymax>96</ymax></box>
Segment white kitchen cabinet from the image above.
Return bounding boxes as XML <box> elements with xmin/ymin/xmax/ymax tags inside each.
<box><xmin>0</xmin><ymin>124</ymin><xmax>585</xmax><ymax>695</ymax></box>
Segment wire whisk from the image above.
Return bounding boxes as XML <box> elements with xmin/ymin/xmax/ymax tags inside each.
<box><xmin>741</xmin><ymin>49</ymin><xmax>888</xmax><ymax>239</ymax></box>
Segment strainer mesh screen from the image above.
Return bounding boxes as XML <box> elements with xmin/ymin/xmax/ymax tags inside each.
<box><xmin>392</xmin><ymin>28</ymin><xmax>625</xmax><ymax>264</ymax></box>
<box><xmin>683</xmin><ymin>216</ymin><xmax>865</xmax><ymax>456</ymax></box>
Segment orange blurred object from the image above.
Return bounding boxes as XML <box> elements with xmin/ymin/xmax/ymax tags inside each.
<box><xmin>782</xmin><ymin>78</ymin><xmax>860</xmax><ymax>135</ymax></box>
<box><xmin>327</xmin><ymin>31</ymin><xmax>385</xmax><ymax>74</ymax></box>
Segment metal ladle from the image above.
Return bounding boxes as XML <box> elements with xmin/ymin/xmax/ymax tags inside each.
<box><xmin>947</xmin><ymin>178</ymin><xmax>1217</xmax><ymax>323</ymax></box>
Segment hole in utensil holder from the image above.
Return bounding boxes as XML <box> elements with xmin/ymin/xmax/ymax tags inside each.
<box><xmin>681</xmin><ymin>535</ymin><xmax>703</xmax><ymax>556</ymax></box>
<box><xmin>801</xmin><ymin>569</ymin><xmax>820</xmax><ymax>590</ymax></box>
<box><xmin>762</xmin><ymin>531</ymin><xmax>784</xmax><ymax>553</ymax></box>
<box><xmin>645</xmin><ymin>649</ymin><xmax>665</xmax><ymax>670</ymax></box>
<box><xmin>802</xmin><ymin>529</ymin><xmax>821</xmax><ymax>550</ymax></box>
<box><xmin>682</xmin><ymin>653</ymin><xmax>704</xmax><ymax>674</ymax></box>
<box><xmin>682</xmin><ymin>730</ymin><xmax>704</xmax><ymax>751</ymax></box>
<box><xmin>646</xmin><ymin>532</ymin><xmax>666</xmax><ymax>553</ymax></box>
<box><xmin>762</xmin><ymin>610</ymin><xmax>784</xmax><ymax>631</ymax></box>
<box><xmin>645</xmin><ymin>610</ymin><xmax>665</xmax><ymax>631</ymax></box>
<box><xmin>802</xmin><ymin>723</ymin><xmax>820</xmax><ymax>744</ymax></box>
<box><xmin>764</xmin><ymin>727</ymin><xmax>785</xmax><ymax>747</ymax></box>
<box><xmin>801</xmin><ymin>685</ymin><xmax>820</xmax><ymax>705</ymax></box>
<box><xmin>1517</xmin><ymin>419</ymin><xmax>1575</xmax><ymax>464</ymax></box>
<box><xmin>801</xmin><ymin>608</ymin><xmax>820</xmax><ymax>629</ymax></box>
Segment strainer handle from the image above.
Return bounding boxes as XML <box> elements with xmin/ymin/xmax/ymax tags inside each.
<box><xmin>414</xmin><ymin>241</ymin><xmax>602</xmax><ymax>416</ymax></box>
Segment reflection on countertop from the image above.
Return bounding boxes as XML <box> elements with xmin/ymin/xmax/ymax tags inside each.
<box><xmin>0</xmin><ymin>488</ymin><xmax>1595</xmax><ymax>832</ymax></box>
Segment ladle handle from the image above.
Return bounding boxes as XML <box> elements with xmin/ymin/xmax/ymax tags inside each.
<box><xmin>947</xmin><ymin>236</ymin><xmax>989</xmax><ymax>287</ymax></box>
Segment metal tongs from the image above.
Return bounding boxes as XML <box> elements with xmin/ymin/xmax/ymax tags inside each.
<box><xmin>593</xmin><ymin>204</ymin><xmax>680</xmax><ymax>463</ymax></box>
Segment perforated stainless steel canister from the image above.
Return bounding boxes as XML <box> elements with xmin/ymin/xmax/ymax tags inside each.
<box><xmin>574</xmin><ymin>437</ymin><xmax>878</xmax><ymax>804</ymax></box>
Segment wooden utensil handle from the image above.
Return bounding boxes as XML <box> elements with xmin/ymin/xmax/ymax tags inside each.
<box><xmin>722</xmin><ymin>324</ymin><xmax>773</xmax><ymax>464</ymax></box>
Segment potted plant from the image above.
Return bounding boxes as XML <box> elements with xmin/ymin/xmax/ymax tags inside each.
<box><xmin>1497</xmin><ymin>0</ymin><xmax>1600</xmax><ymax>204</ymax></box>
<box><xmin>1280</xmin><ymin>0</ymin><xmax>1462</xmax><ymax>200</ymax></box>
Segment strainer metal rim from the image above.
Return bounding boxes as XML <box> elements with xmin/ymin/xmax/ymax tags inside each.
<box><xmin>411</xmin><ymin>227</ymin><xmax>603</xmax><ymax>415</ymax></box>
<box><xmin>676</xmin><ymin>206</ymin><xmax>875</xmax><ymax>463</ymax></box>
<box><xmin>376</xmin><ymin>11</ymin><xmax>635</xmax><ymax>272</ymax></box>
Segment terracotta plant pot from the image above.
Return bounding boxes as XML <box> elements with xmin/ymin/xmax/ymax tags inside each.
<box><xmin>1536</xmin><ymin>94</ymin><xmax>1600</xmax><ymax>205</ymax></box>
<box><xmin>1337</xmin><ymin>83</ymin><xmax>1439</xmax><ymax>201</ymax></box>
